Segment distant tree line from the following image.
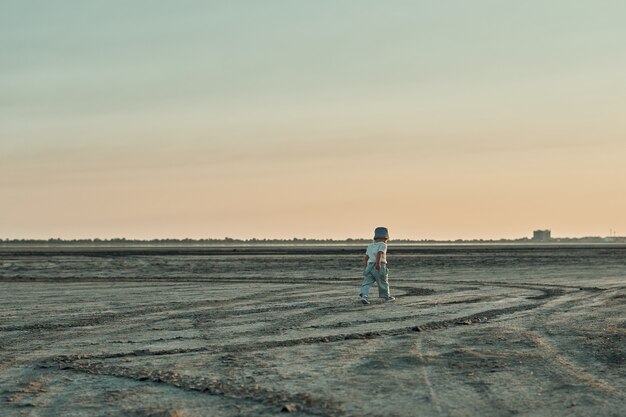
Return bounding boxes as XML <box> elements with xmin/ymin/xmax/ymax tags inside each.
<box><xmin>0</xmin><ymin>237</ymin><xmax>371</xmax><ymax>245</ymax></box>
<box><xmin>1</xmin><ymin>236</ymin><xmax>623</xmax><ymax>245</ymax></box>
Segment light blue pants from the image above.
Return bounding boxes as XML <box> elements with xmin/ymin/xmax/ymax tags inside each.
<box><xmin>360</xmin><ymin>263</ymin><xmax>391</xmax><ymax>299</ymax></box>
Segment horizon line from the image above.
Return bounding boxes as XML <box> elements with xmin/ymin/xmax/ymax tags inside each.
<box><xmin>2</xmin><ymin>236</ymin><xmax>624</xmax><ymax>243</ymax></box>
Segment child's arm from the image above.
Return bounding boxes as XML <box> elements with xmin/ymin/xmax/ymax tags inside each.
<box><xmin>375</xmin><ymin>251</ymin><xmax>384</xmax><ymax>270</ymax></box>
<box><xmin>364</xmin><ymin>255</ymin><xmax>369</xmax><ymax>267</ymax></box>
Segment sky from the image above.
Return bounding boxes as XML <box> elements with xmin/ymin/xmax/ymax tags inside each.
<box><xmin>2</xmin><ymin>1</ymin><xmax>625</xmax><ymax>240</ymax></box>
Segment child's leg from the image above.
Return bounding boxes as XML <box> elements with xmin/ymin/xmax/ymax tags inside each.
<box><xmin>375</xmin><ymin>264</ymin><xmax>391</xmax><ymax>298</ymax></box>
<box><xmin>359</xmin><ymin>264</ymin><xmax>376</xmax><ymax>298</ymax></box>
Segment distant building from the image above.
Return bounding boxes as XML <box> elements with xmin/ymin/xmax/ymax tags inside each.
<box><xmin>532</xmin><ymin>230</ymin><xmax>551</xmax><ymax>241</ymax></box>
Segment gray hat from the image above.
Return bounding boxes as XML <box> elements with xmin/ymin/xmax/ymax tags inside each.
<box><xmin>374</xmin><ymin>227</ymin><xmax>389</xmax><ymax>239</ymax></box>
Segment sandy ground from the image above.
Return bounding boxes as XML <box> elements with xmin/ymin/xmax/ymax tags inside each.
<box><xmin>0</xmin><ymin>245</ymin><xmax>624</xmax><ymax>416</ymax></box>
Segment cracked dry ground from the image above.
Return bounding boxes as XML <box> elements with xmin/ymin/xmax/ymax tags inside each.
<box><xmin>1</xmin><ymin>246</ymin><xmax>625</xmax><ymax>416</ymax></box>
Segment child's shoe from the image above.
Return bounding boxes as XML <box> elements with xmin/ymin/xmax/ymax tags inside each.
<box><xmin>383</xmin><ymin>296</ymin><xmax>396</xmax><ymax>303</ymax></box>
<box><xmin>359</xmin><ymin>294</ymin><xmax>370</xmax><ymax>305</ymax></box>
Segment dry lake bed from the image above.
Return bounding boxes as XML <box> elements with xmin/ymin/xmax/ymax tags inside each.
<box><xmin>1</xmin><ymin>245</ymin><xmax>624</xmax><ymax>416</ymax></box>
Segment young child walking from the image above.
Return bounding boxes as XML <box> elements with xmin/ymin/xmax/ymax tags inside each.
<box><xmin>359</xmin><ymin>227</ymin><xmax>396</xmax><ymax>305</ymax></box>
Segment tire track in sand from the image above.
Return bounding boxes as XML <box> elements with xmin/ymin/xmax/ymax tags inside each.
<box><xmin>410</xmin><ymin>337</ymin><xmax>444</xmax><ymax>415</ymax></box>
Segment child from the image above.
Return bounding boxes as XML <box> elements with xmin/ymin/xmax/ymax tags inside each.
<box><xmin>359</xmin><ymin>227</ymin><xmax>396</xmax><ymax>305</ymax></box>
